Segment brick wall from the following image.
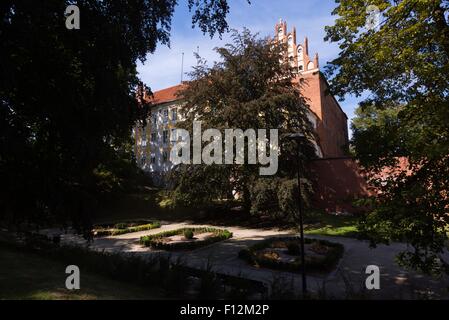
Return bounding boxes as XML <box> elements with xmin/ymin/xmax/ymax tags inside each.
<box><xmin>307</xmin><ymin>157</ymin><xmax>374</xmax><ymax>214</ymax></box>
<box><xmin>299</xmin><ymin>72</ymin><xmax>349</xmax><ymax>158</ymax></box>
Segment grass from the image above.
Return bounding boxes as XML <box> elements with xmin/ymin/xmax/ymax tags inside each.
<box><xmin>0</xmin><ymin>246</ymin><xmax>164</xmax><ymax>300</ymax></box>
<box><xmin>303</xmin><ymin>211</ymin><xmax>360</xmax><ymax>238</ymax></box>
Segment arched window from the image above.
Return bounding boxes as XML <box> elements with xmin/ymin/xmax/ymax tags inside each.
<box><xmin>308</xmin><ymin>61</ymin><xmax>315</xmax><ymax>70</ymax></box>
<box><xmin>278</xmin><ymin>27</ymin><xmax>283</xmax><ymax>38</ymax></box>
<box><xmin>297</xmin><ymin>46</ymin><xmax>304</xmax><ymax>71</ymax></box>
<box><xmin>297</xmin><ymin>46</ymin><xmax>303</xmax><ymax>59</ymax></box>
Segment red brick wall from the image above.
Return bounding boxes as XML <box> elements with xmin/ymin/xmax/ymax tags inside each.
<box><xmin>299</xmin><ymin>72</ymin><xmax>349</xmax><ymax>158</ymax></box>
<box><xmin>308</xmin><ymin>157</ymin><xmax>374</xmax><ymax>214</ymax></box>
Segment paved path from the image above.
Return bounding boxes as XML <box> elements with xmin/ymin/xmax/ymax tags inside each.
<box><xmin>48</xmin><ymin>222</ymin><xmax>449</xmax><ymax>299</ymax></box>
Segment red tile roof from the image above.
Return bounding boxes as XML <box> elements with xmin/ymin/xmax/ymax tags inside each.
<box><xmin>147</xmin><ymin>83</ymin><xmax>186</xmax><ymax>105</ymax></box>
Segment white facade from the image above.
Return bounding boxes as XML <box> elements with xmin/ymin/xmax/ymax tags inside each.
<box><xmin>134</xmin><ymin>101</ymin><xmax>181</xmax><ymax>177</ymax></box>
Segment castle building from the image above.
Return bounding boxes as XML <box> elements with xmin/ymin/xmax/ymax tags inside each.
<box><xmin>134</xmin><ymin>20</ymin><xmax>349</xmax><ymax>179</ymax></box>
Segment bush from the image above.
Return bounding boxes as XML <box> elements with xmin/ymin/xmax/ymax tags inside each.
<box><xmin>114</xmin><ymin>223</ymin><xmax>128</xmax><ymax>230</ymax></box>
<box><xmin>140</xmin><ymin>227</ymin><xmax>233</xmax><ymax>250</ymax></box>
<box><xmin>239</xmin><ymin>237</ymin><xmax>344</xmax><ymax>273</ymax></box>
<box><xmin>93</xmin><ymin>220</ymin><xmax>161</xmax><ymax>237</ymax></box>
<box><xmin>184</xmin><ymin>229</ymin><xmax>194</xmax><ymax>240</ymax></box>
<box><xmin>249</xmin><ymin>178</ymin><xmax>313</xmax><ymax>223</ymax></box>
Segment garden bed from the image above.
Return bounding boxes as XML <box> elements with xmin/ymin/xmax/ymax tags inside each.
<box><xmin>140</xmin><ymin>227</ymin><xmax>232</xmax><ymax>250</ymax></box>
<box><xmin>93</xmin><ymin>220</ymin><xmax>161</xmax><ymax>237</ymax></box>
<box><xmin>238</xmin><ymin>237</ymin><xmax>344</xmax><ymax>273</ymax></box>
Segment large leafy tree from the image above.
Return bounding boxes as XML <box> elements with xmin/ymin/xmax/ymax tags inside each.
<box><xmin>171</xmin><ymin>29</ymin><xmax>316</xmax><ymax>216</ymax></box>
<box><xmin>0</xmin><ymin>0</ymin><xmax>240</xmax><ymax>233</ymax></box>
<box><xmin>325</xmin><ymin>0</ymin><xmax>449</xmax><ymax>273</ymax></box>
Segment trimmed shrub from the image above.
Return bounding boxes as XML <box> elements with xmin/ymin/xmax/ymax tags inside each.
<box><xmin>239</xmin><ymin>237</ymin><xmax>344</xmax><ymax>273</ymax></box>
<box><xmin>93</xmin><ymin>220</ymin><xmax>161</xmax><ymax>237</ymax></box>
<box><xmin>184</xmin><ymin>229</ymin><xmax>194</xmax><ymax>240</ymax></box>
<box><xmin>140</xmin><ymin>227</ymin><xmax>233</xmax><ymax>250</ymax></box>
<box><xmin>114</xmin><ymin>223</ymin><xmax>128</xmax><ymax>230</ymax></box>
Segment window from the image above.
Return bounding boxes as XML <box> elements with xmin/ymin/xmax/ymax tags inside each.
<box><xmin>151</xmin><ymin>132</ymin><xmax>157</xmax><ymax>142</ymax></box>
<box><xmin>278</xmin><ymin>27</ymin><xmax>283</xmax><ymax>38</ymax></box>
<box><xmin>163</xmin><ymin>151</ymin><xmax>168</xmax><ymax>162</ymax></box>
<box><xmin>151</xmin><ymin>114</ymin><xmax>157</xmax><ymax>125</ymax></box>
<box><xmin>163</xmin><ymin>109</ymin><xmax>169</xmax><ymax>124</ymax></box>
<box><xmin>150</xmin><ymin>156</ymin><xmax>156</xmax><ymax>164</ymax></box>
<box><xmin>140</xmin><ymin>128</ymin><xmax>147</xmax><ymax>146</ymax></box>
<box><xmin>141</xmin><ymin>156</ymin><xmax>146</xmax><ymax>166</ymax></box>
<box><xmin>171</xmin><ymin>108</ymin><xmax>177</xmax><ymax>122</ymax></box>
<box><xmin>170</xmin><ymin>128</ymin><xmax>177</xmax><ymax>142</ymax></box>
<box><xmin>162</xmin><ymin>130</ymin><xmax>169</xmax><ymax>144</ymax></box>
<box><xmin>297</xmin><ymin>46</ymin><xmax>303</xmax><ymax>61</ymax></box>
<box><xmin>288</xmin><ymin>35</ymin><xmax>293</xmax><ymax>46</ymax></box>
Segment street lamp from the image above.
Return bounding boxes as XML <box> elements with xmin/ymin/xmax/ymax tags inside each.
<box><xmin>283</xmin><ymin>132</ymin><xmax>307</xmax><ymax>296</ymax></box>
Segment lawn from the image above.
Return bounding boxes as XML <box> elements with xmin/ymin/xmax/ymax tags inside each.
<box><xmin>303</xmin><ymin>211</ymin><xmax>360</xmax><ymax>238</ymax></box>
<box><xmin>0</xmin><ymin>246</ymin><xmax>164</xmax><ymax>300</ymax></box>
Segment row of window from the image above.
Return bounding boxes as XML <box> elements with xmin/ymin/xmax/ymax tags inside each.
<box><xmin>141</xmin><ymin>129</ymin><xmax>178</xmax><ymax>144</ymax></box>
<box><xmin>141</xmin><ymin>151</ymin><xmax>169</xmax><ymax>166</ymax></box>
<box><xmin>151</xmin><ymin>108</ymin><xmax>178</xmax><ymax>125</ymax></box>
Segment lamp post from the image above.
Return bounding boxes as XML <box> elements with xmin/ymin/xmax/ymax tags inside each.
<box><xmin>284</xmin><ymin>132</ymin><xmax>307</xmax><ymax>296</ymax></box>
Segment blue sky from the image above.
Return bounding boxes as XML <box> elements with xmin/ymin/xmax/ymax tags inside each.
<box><xmin>137</xmin><ymin>0</ymin><xmax>363</xmax><ymax>137</ymax></box>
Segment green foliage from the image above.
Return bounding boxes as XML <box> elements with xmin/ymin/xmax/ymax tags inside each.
<box><xmin>303</xmin><ymin>210</ymin><xmax>360</xmax><ymax>238</ymax></box>
<box><xmin>184</xmin><ymin>229</ymin><xmax>194</xmax><ymax>240</ymax></box>
<box><xmin>0</xmin><ymin>0</ymin><xmax>240</xmax><ymax>234</ymax></box>
<box><xmin>325</xmin><ymin>0</ymin><xmax>449</xmax><ymax>274</ymax></box>
<box><xmin>169</xmin><ymin>165</ymin><xmax>232</xmax><ymax>210</ymax></box>
<box><xmin>93</xmin><ymin>221</ymin><xmax>161</xmax><ymax>237</ymax></box>
<box><xmin>169</xmin><ymin>28</ymin><xmax>316</xmax><ymax>213</ymax></box>
<box><xmin>249</xmin><ymin>177</ymin><xmax>313</xmax><ymax>222</ymax></box>
<box><xmin>140</xmin><ymin>227</ymin><xmax>233</xmax><ymax>250</ymax></box>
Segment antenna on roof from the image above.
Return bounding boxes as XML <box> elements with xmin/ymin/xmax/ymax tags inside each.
<box><xmin>180</xmin><ymin>52</ymin><xmax>184</xmax><ymax>83</ymax></box>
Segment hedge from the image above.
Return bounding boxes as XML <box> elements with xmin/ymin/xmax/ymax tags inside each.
<box><xmin>93</xmin><ymin>221</ymin><xmax>161</xmax><ymax>237</ymax></box>
<box><xmin>140</xmin><ymin>227</ymin><xmax>233</xmax><ymax>250</ymax></box>
<box><xmin>238</xmin><ymin>237</ymin><xmax>344</xmax><ymax>273</ymax></box>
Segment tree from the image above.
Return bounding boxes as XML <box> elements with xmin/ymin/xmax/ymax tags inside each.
<box><xmin>325</xmin><ymin>0</ymin><xmax>449</xmax><ymax>273</ymax></box>
<box><xmin>170</xmin><ymin>29</ymin><xmax>316</xmax><ymax>218</ymax></box>
<box><xmin>0</xmin><ymin>0</ymin><xmax>241</xmax><ymax>235</ymax></box>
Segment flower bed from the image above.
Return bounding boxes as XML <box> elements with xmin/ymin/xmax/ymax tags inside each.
<box><xmin>93</xmin><ymin>220</ymin><xmax>161</xmax><ymax>237</ymax></box>
<box><xmin>238</xmin><ymin>237</ymin><xmax>344</xmax><ymax>273</ymax></box>
<box><xmin>140</xmin><ymin>227</ymin><xmax>233</xmax><ymax>250</ymax></box>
